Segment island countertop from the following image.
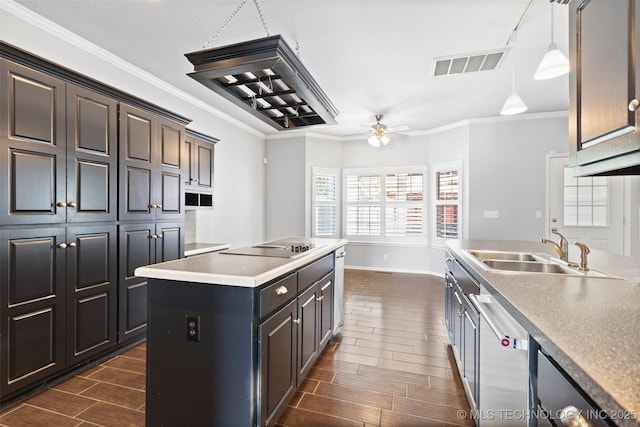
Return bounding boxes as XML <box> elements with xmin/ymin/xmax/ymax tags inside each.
<box><xmin>135</xmin><ymin>238</ymin><xmax>347</xmax><ymax>288</ymax></box>
<box><xmin>446</xmin><ymin>239</ymin><xmax>640</xmax><ymax>427</ymax></box>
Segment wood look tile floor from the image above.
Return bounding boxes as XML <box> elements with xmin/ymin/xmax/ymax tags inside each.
<box><xmin>0</xmin><ymin>270</ymin><xmax>471</xmax><ymax>427</ymax></box>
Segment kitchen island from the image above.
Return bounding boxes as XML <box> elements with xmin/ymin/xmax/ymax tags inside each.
<box><xmin>135</xmin><ymin>237</ymin><xmax>346</xmax><ymax>427</ymax></box>
<box><xmin>446</xmin><ymin>240</ymin><xmax>640</xmax><ymax>427</ymax></box>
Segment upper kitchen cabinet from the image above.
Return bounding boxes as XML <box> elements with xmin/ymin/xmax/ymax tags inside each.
<box><xmin>184</xmin><ymin>129</ymin><xmax>217</xmax><ymax>209</ymax></box>
<box><xmin>119</xmin><ymin>103</ymin><xmax>185</xmax><ymax>221</ymax></box>
<box><xmin>0</xmin><ymin>59</ymin><xmax>67</xmax><ymax>224</ymax></box>
<box><xmin>0</xmin><ymin>60</ymin><xmax>118</xmax><ymax>224</ymax></box>
<box><xmin>569</xmin><ymin>0</ymin><xmax>640</xmax><ymax>175</ymax></box>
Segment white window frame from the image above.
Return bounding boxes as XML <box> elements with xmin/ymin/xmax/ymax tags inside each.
<box><xmin>432</xmin><ymin>160</ymin><xmax>462</xmax><ymax>247</ymax></box>
<box><xmin>343</xmin><ymin>166</ymin><xmax>428</xmax><ymax>244</ymax></box>
<box><xmin>311</xmin><ymin>167</ymin><xmax>340</xmax><ymax>238</ymax></box>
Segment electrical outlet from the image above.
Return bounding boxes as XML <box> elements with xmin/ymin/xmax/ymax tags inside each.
<box><xmin>186</xmin><ymin>315</ymin><xmax>200</xmax><ymax>342</ymax></box>
<box><xmin>483</xmin><ymin>210</ymin><xmax>499</xmax><ymax>219</ymax></box>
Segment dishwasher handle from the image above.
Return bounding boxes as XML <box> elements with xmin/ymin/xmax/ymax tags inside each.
<box><xmin>470</xmin><ymin>294</ymin><xmax>526</xmax><ymax>350</ymax></box>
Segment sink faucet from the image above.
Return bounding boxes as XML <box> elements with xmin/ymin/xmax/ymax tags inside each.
<box><xmin>574</xmin><ymin>242</ymin><xmax>591</xmax><ymax>271</ymax></box>
<box><xmin>541</xmin><ymin>228</ymin><xmax>569</xmax><ymax>262</ymax></box>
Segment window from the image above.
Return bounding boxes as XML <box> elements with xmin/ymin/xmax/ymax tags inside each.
<box><xmin>343</xmin><ymin>167</ymin><xmax>427</xmax><ymax>243</ymax></box>
<box><xmin>433</xmin><ymin>161</ymin><xmax>462</xmax><ymax>244</ymax></box>
<box><xmin>312</xmin><ymin>168</ymin><xmax>339</xmax><ymax>238</ymax></box>
<box><xmin>563</xmin><ymin>168</ymin><xmax>608</xmax><ymax>226</ymax></box>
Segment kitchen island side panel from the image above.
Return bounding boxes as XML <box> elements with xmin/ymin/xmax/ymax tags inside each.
<box><xmin>146</xmin><ymin>279</ymin><xmax>256</xmax><ymax>426</ymax></box>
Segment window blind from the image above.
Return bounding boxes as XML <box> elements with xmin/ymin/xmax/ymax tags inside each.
<box><xmin>435</xmin><ymin>166</ymin><xmax>460</xmax><ymax>240</ymax></box>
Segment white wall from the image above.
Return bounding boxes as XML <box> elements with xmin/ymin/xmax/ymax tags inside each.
<box><xmin>1</xmin><ymin>5</ymin><xmax>267</xmax><ymax>249</ymax></box>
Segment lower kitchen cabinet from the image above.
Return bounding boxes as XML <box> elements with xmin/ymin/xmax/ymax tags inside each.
<box><xmin>118</xmin><ymin>222</ymin><xmax>184</xmax><ymax>343</ymax></box>
<box><xmin>259</xmin><ymin>299</ymin><xmax>297</xmax><ymax>427</ymax></box>
<box><xmin>0</xmin><ymin>224</ymin><xmax>117</xmax><ymax>398</ymax></box>
<box><xmin>297</xmin><ymin>283</ymin><xmax>319</xmax><ymax>384</ymax></box>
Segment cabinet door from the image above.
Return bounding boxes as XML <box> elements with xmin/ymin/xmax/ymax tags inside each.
<box><xmin>0</xmin><ymin>227</ymin><xmax>66</xmax><ymax>397</ymax></box>
<box><xmin>156</xmin><ymin>222</ymin><xmax>184</xmax><ymax>262</ymax></box>
<box><xmin>297</xmin><ymin>284</ymin><xmax>319</xmax><ymax>385</ymax></box>
<box><xmin>155</xmin><ymin>117</ymin><xmax>184</xmax><ymax>220</ymax></box>
<box><xmin>183</xmin><ymin>135</ymin><xmax>195</xmax><ymax>187</ymax></box>
<box><xmin>0</xmin><ymin>59</ymin><xmax>66</xmax><ymax>225</ymax></box>
<box><xmin>451</xmin><ymin>287</ymin><xmax>463</xmax><ymax>361</ymax></box>
<box><xmin>318</xmin><ymin>273</ymin><xmax>334</xmax><ymax>351</ymax></box>
<box><xmin>259</xmin><ymin>300</ymin><xmax>297</xmax><ymax>427</ymax></box>
<box><xmin>118</xmin><ymin>223</ymin><xmax>155</xmax><ymax>342</ymax></box>
<box><xmin>195</xmin><ymin>140</ymin><xmax>214</xmax><ymax>191</ymax></box>
<box><xmin>570</xmin><ymin>0</ymin><xmax>640</xmax><ymax>169</ymax></box>
<box><xmin>66</xmin><ymin>84</ymin><xmax>117</xmax><ymax>222</ymax></box>
<box><xmin>118</xmin><ymin>103</ymin><xmax>155</xmax><ymax>221</ymax></box>
<box><xmin>66</xmin><ymin>225</ymin><xmax>117</xmax><ymax>363</ymax></box>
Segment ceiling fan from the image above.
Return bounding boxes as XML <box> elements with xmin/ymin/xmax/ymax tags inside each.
<box><xmin>366</xmin><ymin>114</ymin><xmax>409</xmax><ymax>147</ymax></box>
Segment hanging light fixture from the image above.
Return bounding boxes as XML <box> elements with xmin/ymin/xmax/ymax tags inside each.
<box><xmin>534</xmin><ymin>2</ymin><xmax>569</xmax><ymax>80</ymax></box>
<box><xmin>501</xmin><ymin>37</ymin><xmax>527</xmax><ymax>115</ymax></box>
<box><xmin>185</xmin><ymin>0</ymin><xmax>338</xmax><ymax>130</ymax></box>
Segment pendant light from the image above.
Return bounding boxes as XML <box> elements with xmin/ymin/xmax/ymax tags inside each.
<box><xmin>501</xmin><ymin>32</ymin><xmax>527</xmax><ymax>116</ymax></box>
<box><xmin>534</xmin><ymin>2</ymin><xmax>569</xmax><ymax>80</ymax></box>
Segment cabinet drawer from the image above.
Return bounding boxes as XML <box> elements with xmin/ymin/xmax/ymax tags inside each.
<box><xmin>259</xmin><ymin>273</ymin><xmax>297</xmax><ymax>318</ymax></box>
<box><xmin>537</xmin><ymin>350</ymin><xmax>609</xmax><ymax>427</ymax></box>
<box><xmin>297</xmin><ymin>254</ymin><xmax>333</xmax><ymax>292</ymax></box>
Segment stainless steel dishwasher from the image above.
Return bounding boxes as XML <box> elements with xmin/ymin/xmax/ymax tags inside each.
<box><xmin>470</xmin><ymin>286</ymin><xmax>529</xmax><ymax>426</ymax></box>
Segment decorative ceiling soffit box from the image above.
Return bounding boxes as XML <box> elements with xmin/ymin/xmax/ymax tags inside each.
<box><xmin>185</xmin><ymin>35</ymin><xmax>338</xmax><ymax>131</ymax></box>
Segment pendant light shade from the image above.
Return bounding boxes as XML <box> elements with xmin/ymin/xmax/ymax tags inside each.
<box><xmin>534</xmin><ymin>42</ymin><xmax>569</xmax><ymax>80</ymax></box>
<box><xmin>500</xmin><ymin>90</ymin><xmax>528</xmax><ymax>115</ymax></box>
<box><xmin>534</xmin><ymin>3</ymin><xmax>569</xmax><ymax>80</ymax></box>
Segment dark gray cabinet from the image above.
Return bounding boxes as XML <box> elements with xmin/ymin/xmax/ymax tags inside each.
<box><xmin>119</xmin><ymin>103</ymin><xmax>184</xmax><ymax>221</ymax></box>
<box><xmin>0</xmin><ymin>60</ymin><xmax>118</xmax><ymax>225</ymax></box>
<box><xmin>318</xmin><ymin>274</ymin><xmax>334</xmax><ymax>350</ymax></box>
<box><xmin>0</xmin><ymin>225</ymin><xmax>117</xmax><ymax>397</ymax></box>
<box><xmin>259</xmin><ymin>299</ymin><xmax>297</xmax><ymax>427</ymax></box>
<box><xmin>297</xmin><ymin>283</ymin><xmax>319</xmax><ymax>384</ymax></box>
<box><xmin>569</xmin><ymin>0</ymin><xmax>640</xmax><ymax>175</ymax></box>
<box><xmin>118</xmin><ymin>222</ymin><xmax>184</xmax><ymax>343</ymax></box>
<box><xmin>184</xmin><ymin>131</ymin><xmax>215</xmax><ymax>193</ymax></box>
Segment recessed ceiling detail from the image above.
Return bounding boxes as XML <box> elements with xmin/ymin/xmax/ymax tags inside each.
<box><xmin>185</xmin><ymin>35</ymin><xmax>338</xmax><ymax>131</ymax></box>
<box><xmin>432</xmin><ymin>48</ymin><xmax>508</xmax><ymax>77</ymax></box>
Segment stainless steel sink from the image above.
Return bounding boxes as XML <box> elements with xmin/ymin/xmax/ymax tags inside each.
<box><xmin>466</xmin><ymin>250</ymin><xmax>544</xmax><ymax>262</ymax></box>
<box><xmin>482</xmin><ymin>260</ymin><xmax>573</xmax><ymax>274</ymax></box>
<box><xmin>463</xmin><ymin>249</ymin><xmax>622</xmax><ymax>279</ymax></box>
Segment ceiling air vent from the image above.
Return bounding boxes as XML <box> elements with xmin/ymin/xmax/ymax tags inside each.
<box><xmin>432</xmin><ymin>48</ymin><xmax>508</xmax><ymax>77</ymax></box>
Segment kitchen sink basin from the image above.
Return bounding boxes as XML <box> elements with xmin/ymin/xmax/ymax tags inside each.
<box><xmin>466</xmin><ymin>250</ymin><xmax>544</xmax><ymax>262</ymax></box>
<box><xmin>482</xmin><ymin>260</ymin><xmax>572</xmax><ymax>274</ymax></box>
<box><xmin>463</xmin><ymin>249</ymin><xmax>622</xmax><ymax>279</ymax></box>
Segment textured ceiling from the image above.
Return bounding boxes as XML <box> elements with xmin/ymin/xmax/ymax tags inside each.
<box><xmin>12</xmin><ymin>0</ymin><xmax>570</xmax><ymax>137</ymax></box>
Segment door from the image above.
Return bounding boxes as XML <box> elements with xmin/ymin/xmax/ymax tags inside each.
<box><xmin>0</xmin><ymin>227</ymin><xmax>66</xmax><ymax>397</ymax></box>
<box><xmin>66</xmin><ymin>84</ymin><xmax>117</xmax><ymax>223</ymax></box>
<box><xmin>0</xmin><ymin>59</ymin><xmax>67</xmax><ymax>225</ymax></box>
<box><xmin>547</xmin><ymin>154</ymin><xmax>625</xmax><ymax>255</ymax></box>
<box><xmin>297</xmin><ymin>284</ymin><xmax>319</xmax><ymax>385</ymax></box>
<box><xmin>119</xmin><ymin>103</ymin><xmax>155</xmax><ymax>221</ymax></box>
<box><xmin>118</xmin><ymin>223</ymin><xmax>155</xmax><ymax>342</ymax></box>
<box><xmin>66</xmin><ymin>225</ymin><xmax>117</xmax><ymax>363</ymax></box>
<box><xmin>318</xmin><ymin>273</ymin><xmax>333</xmax><ymax>350</ymax></box>
<box><xmin>259</xmin><ymin>299</ymin><xmax>297</xmax><ymax>427</ymax></box>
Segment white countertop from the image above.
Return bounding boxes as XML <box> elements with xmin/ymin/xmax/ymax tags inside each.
<box><xmin>135</xmin><ymin>238</ymin><xmax>347</xmax><ymax>288</ymax></box>
<box><xmin>184</xmin><ymin>242</ymin><xmax>230</xmax><ymax>257</ymax></box>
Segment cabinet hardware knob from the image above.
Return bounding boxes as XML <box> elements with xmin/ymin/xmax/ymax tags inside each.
<box><xmin>194</xmin><ymin>179</ymin><xmax>199</xmax><ymax>183</ymax></box>
<box><xmin>316</xmin><ymin>296</ymin><xmax>324</xmax><ymax>301</ymax></box>
<box><xmin>150</xmin><ymin>234</ymin><xmax>158</xmax><ymax>239</ymax></box>
<box><xmin>629</xmin><ymin>99</ymin><xmax>640</xmax><ymax>112</ymax></box>
<box><xmin>156</xmin><ymin>234</ymin><xmax>163</xmax><ymax>239</ymax></box>
<box><xmin>275</xmin><ymin>286</ymin><xmax>288</xmax><ymax>296</ymax></box>
<box><xmin>293</xmin><ymin>319</ymin><xmax>301</xmax><ymax>325</ymax></box>
<box><xmin>558</xmin><ymin>405</ymin><xmax>590</xmax><ymax>427</ymax></box>
<box><xmin>67</xmin><ymin>201</ymin><xmax>77</xmax><ymax>208</ymax></box>
<box><xmin>149</xmin><ymin>204</ymin><xmax>156</xmax><ymax>209</ymax></box>
<box><xmin>458</xmin><ymin>310</ymin><xmax>464</xmax><ymax>318</ymax></box>
<box><xmin>56</xmin><ymin>202</ymin><xmax>67</xmax><ymax>207</ymax></box>
<box><xmin>57</xmin><ymin>243</ymin><xmax>67</xmax><ymax>249</ymax></box>
<box><xmin>68</xmin><ymin>242</ymin><xmax>76</xmax><ymax>248</ymax></box>
<box><xmin>445</xmin><ymin>257</ymin><xmax>453</xmax><ymax>263</ymax></box>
